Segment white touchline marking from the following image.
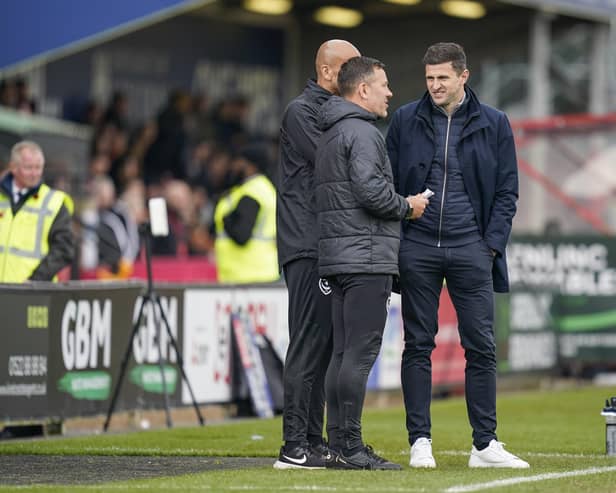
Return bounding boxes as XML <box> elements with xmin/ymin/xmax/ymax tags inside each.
<box><xmin>228</xmin><ymin>487</ymin><xmax>428</xmax><ymax>492</ymax></box>
<box><xmin>398</xmin><ymin>450</ymin><xmax>607</xmax><ymax>459</ymax></box>
<box><xmin>444</xmin><ymin>465</ymin><xmax>616</xmax><ymax>493</ymax></box>
<box><xmin>437</xmin><ymin>450</ymin><xmax>607</xmax><ymax>459</ymax></box>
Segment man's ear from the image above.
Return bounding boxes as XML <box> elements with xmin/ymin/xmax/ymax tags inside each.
<box><xmin>460</xmin><ymin>69</ymin><xmax>470</xmax><ymax>84</ymax></box>
<box><xmin>358</xmin><ymin>82</ymin><xmax>369</xmax><ymax>100</ymax></box>
<box><xmin>320</xmin><ymin>64</ymin><xmax>333</xmax><ymax>82</ymax></box>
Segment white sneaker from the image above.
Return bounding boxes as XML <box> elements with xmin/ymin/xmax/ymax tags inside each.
<box><xmin>410</xmin><ymin>437</ymin><xmax>436</xmax><ymax>468</ymax></box>
<box><xmin>468</xmin><ymin>440</ymin><xmax>530</xmax><ymax>468</ymax></box>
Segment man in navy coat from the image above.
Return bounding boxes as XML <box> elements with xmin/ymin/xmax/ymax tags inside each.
<box><xmin>386</xmin><ymin>42</ymin><xmax>529</xmax><ymax>469</ymax></box>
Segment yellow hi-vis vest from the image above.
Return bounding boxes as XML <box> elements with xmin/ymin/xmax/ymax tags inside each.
<box><xmin>0</xmin><ymin>184</ymin><xmax>69</xmax><ymax>283</ymax></box>
<box><xmin>214</xmin><ymin>174</ymin><xmax>278</xmax><ymax>283</ymax></box>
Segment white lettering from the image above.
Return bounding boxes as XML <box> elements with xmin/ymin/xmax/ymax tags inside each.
<box><xmin>132</xmin><ymin>296</ymin><xmax>178</xmax><ymax>364</ymax></box>
<box><xmin>90</xmin><ymin>300</ymin><xmax>111</xmax><ymax>367</ymax></box>
<box><xmin>75</xmin><ymin>300</ymin><xmax>91</xmax><ymax>369</ymax></box>
<box><xmin>508</xmin><ymin>242</ymin><xmax>616</xmax><ymax>295</ymax></box>
<box><xmin>60</xmin><ymin>299</ymin><xmax>112</xmax><ymax>370</ymax></box>
<box><xmin>61</xmin><ymin>300</ymin><xmax>77</xmax><ymax>370</ymax></box>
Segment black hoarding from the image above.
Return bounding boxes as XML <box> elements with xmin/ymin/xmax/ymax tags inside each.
<box><xmin>0</xmin><ymin>290</ymin><xmax>50</xmax><ymax>420</ymax></box>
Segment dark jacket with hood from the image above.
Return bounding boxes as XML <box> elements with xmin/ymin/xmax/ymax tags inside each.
<box><xmin>386</xmin><ymin>86</ymin><xmax>518</xmax><ymax>292</ymax></box>
<box><xmin>276</xmin><ymin>79</ymin><xmax>331</xmax><ymax>269</ymax></box>
<box><xmin>315</xmin><ymin>96</ymin><xmax>410</xmax><ymax>277</ymax></box>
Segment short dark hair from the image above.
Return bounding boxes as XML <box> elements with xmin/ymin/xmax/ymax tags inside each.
<box><xmin>338</xmin><ymin>56</ymin><xmax>386</xmax><ymax>98</ymax></box>
<box><xmin>422</xmin><ymin>42</ymin><xmax>467</xmax><ymax>75</ymax></box>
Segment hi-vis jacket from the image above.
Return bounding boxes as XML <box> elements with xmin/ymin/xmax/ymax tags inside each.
<box><xmin>0</xmin><ymin>176</ymin><xmax>74</xmax><ymax>282</ymax></box>
<box><xmin>214</xmin><ymin>174</ymin><xmax>278</xmax><ymax>283</ymax></box>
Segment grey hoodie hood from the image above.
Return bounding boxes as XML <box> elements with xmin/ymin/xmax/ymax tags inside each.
<box><xmin>318</xmin><ymin>95</ymin><xmax>377</xmax><ymax>132</ymax></box>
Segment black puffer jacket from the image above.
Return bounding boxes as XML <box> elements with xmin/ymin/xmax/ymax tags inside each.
<box><xmin>315</xmin><ymin>96</ymin><xmax>410</xmax><ymax>277</ymax></box>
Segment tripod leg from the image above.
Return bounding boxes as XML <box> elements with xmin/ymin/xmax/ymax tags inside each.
<box><xmin>152</xmin><ymin>293</ymin><xmax>172</xmax><ymax>428</ymax></box>
<box><xmin>156</xmin><ymin>297</ymin><xmax>205</xmax><ymax>426</ymax></box>
<box><xmin>103</xmin><ymin>295</ymin><xmax>146</xmax><ymax>432</ymax></box>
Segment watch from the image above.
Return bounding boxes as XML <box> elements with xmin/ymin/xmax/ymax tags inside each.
<box><xmin>405</xmin><ymin>202</ymin><xmax>413</xmax><ymax>220</ymax></box>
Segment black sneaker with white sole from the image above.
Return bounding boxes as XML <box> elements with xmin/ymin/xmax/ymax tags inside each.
<box><xmin>311</xmin><ymin>441</ymin><xmax>339</xmax><ymax>467</ymax></box>
<box><xmin>273</xmin><ymin>445</ymin><xmax>326</xmax><ymax>470</ymax></box>
<box><xmin>328</xmin><ymin>445</ymin><xmax>402</xmax><ymax>470</ymax></box>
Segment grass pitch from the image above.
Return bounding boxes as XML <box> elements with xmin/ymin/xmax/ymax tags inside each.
<box><xmin>1</xmin><ymin>385</ymin><xmax>615</xmax><ymax>492</ymax></box>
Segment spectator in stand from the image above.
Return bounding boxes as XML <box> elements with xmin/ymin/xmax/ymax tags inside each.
<box><xmin>102</xmin><ymin>91</ymin><xmax>130</xmax><ymax>131</ymax></box>
<box><xmin>186</xmin><ymin>91</ymin><xmax>215</xmax><ymax>147</ymax></box>
<box><xmin>0</xmin><ymin>79</ymin><xmax>17</xmax><ymax>108</ymax></box>
<box><xmin>0</xmin><ymin>144</ymin><xmax>10</xmax><ymax>173</ymax></box>
<box><xmin>80</xmin><ymin>176</ymin><xmax>139</xmax><ymax>279</ymax></box>
<box><xmin>15</xmin><ymin>78</ymin><xmax>36</xmax><ymax>113</ymax></box>
<box><xmin>150</xmin><ymin>179</ymin><xmax>194</xmax><ymax>256</ymax></box>
<box><xmin>213</xmin><ymin>141</ymin><xmax>278</xmax><ymax>283</ymax></box>
<box><xmin>89</xmin><ymin>153</ymin><xmax>112</xmax><ymax>179</ymax></box>
<box><xmin>120</xmin><ymin>179</ymin><xmax>148</xmax><ymax>227</ymax></box>
<box><xmin>211</xmin><ymin>94</ymin><xmax>250</xmax><ymax>150</ymax></box>
<box><xmin>113</xmin><ymin>154</ymin><xmax>142</xmax><ymax>194</ymax></box>
<box><xmin>188</xmin><ymin>185</ymin><xmax>215</xmax><ymax>256</ymax></box>
<box><xmin>0</xmin><ymin>141</ymin><xmax>74</xmax><ymax>282</ymax></box>
<box><xmin>128</xmin><ymin>122</ymin><xmax>157</xmax><ymax>164</ymax></box>
<box><xmin>80</xmin><ymin>100</ymin><xmax>104</xmax><ymax>127</ymax></box>
<box><xmin>188</xmin><ymin>143</ymin><xmax>232</xmax><ymax>201</ymax></box>
<box><xmin>143</xmin><ymin>89</ymin><xmax>191</xmax><ymax>185</ymax></box>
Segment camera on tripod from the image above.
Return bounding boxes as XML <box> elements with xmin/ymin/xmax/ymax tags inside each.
<box><xmin>147</xmin><ymin>197</ymin><xmax>169</xmax><ymax>237</ymax></box>
<box><xmin>103</xmin><ymin>197</ymin><xmax>204</xmax><ymax>431</ymax></box>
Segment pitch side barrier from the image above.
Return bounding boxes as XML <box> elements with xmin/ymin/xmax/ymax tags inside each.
<box><xmin>3</xmin><ymin>239</ymin><xmax>614</xmax><ymax>424</ymax></box>
<box><xmin>0</xmin><ymin>278</ymin><xmax>464</xmax><ymax>424</ymax></box>
<box><xmin>0</xmin><ymin>280</ymin><xmax>289</xmax><ymax>423</ymax></box>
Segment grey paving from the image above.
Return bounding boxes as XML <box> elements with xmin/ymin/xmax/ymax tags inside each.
<box><xmin>0</xmin><ymin>455</ymin><xmax>273</xmax><ymax>485</ymax></box>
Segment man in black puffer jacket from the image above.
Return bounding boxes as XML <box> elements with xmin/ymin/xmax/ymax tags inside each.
<box><xmin>315</xmin><ymin>56</ymin><xmax>428</xmax><ymax>470</ymax></box>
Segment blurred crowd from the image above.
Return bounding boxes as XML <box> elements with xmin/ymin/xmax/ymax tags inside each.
<box><xmin>0</xmin><ymin>78</ymin><xmax>37</xmax><ymax>114</ymax></box>
<box><xmin>0</xmin><ymin>78</ymin><xmax>277</xmax><ymax>279</ymax></box>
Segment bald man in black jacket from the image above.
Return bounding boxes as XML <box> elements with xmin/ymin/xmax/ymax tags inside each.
<box><xmin>274</xmin><ymin>40</ymin><xmax>361</xmax><ymax>470</ymax></box>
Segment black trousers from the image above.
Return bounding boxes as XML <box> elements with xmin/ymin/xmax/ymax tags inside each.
<box><xmin>282</xmin><ymin>258</ymin><xmax>333</xmax><ymax>445</ymax></box>
<box><xmin>326</xmin><ymin>273</ymin><xmax>392</xmax><ymax>454</ymax></box>
<box><xmin>399</xmin><ymin>240</ymin><xmax>497</xmax><ymax>448</ymax></box>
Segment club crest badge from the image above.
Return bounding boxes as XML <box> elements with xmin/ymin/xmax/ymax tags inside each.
<box><xmin>318</xmin><ymin>278</ymin><xmax>332</xmax><ymax>295</ymax></box>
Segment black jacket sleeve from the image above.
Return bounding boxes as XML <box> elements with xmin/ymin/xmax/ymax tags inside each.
<box><xmin>29</xmin><ymin>204</ymin><xmax>75</xmax><ymax>281</ymax></box>
<box><xmin>222</xmin><ymin>195</ymin><xmax>260</xmax><ymax>246</ymax></box>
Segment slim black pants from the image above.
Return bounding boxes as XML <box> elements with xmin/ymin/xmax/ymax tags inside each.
<box><xmin>282</xmin><ymin>258</ymin><xmax>333</xmax><ymax>445</ymax></box>
<box><xmin>326</xmin><ymin>273</ymin><xmax>392</xmax><ymax>455</ymax></box>
<box><xmin>399</xmin><ymin>240</ymin><xmax>497</xmax><ymax>449</ymax></box>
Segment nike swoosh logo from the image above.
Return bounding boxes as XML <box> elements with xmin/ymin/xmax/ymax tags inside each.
<box><xmin>283</xmin><ymin>454</ymin><xmax>307</xmax><ymax>464</ymax></box>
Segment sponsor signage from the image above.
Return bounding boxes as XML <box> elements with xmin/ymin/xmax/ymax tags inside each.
<box><xmin>0</xmin><ymin>292</ymin><xmax>50</xmax><ymax>420</ymax></box>
<box><xmin>126</xmin><ymin>289</ymin><xmax>183</xmax><ymax>405</ymax></box>
<box><xmin>48</xmin><ymin>288</ymin><xmax>138</xmax><ymax>417</ymax></box>
<box><xmin>498</xmin><ymin>236</ymin><xmax>616</xmax><ymax>372</ymax></box>
<box><xmin>47</xmin><ymin>285</ymin><xmax>184</xmax><ymax>418</ymax></box>
<box><xmin>182</xmin><ymin>286</ymin><xmax>288</xmax><ymax>405</ymax></box>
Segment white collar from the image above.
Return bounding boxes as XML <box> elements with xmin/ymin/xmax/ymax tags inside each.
<box><xmin>12</xmin><ymin>182</ymin><xmax>28</xmax><ymax>198</ymax></box>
